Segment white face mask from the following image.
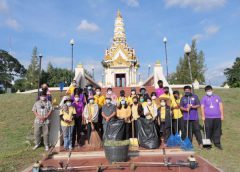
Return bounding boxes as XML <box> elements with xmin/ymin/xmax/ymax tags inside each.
<box><xmin>107</xmin><ymin>91</ymin><xmax>112</xmax><ymax>94</ymax></box>
<box><xmin>160</xmin><ymin>102</ymin><xmax>166</xmax><ymax>107</ymax></box>
<box><xmin>131</xmin><ymin>91</ymin><xmax>136</xmax><ymax>95</ymax></box>
<box><xmin>40</xmin><ymin>97</ymin><xmax>46</xmax><ymax>101</ymax></box>
<box><xmin>74</xmin><ymin>97</ymin><xmax>79</xmax><ymax>102</ymax></box>
<box><xmin>106</xmin><ymin>99</ymin><xmax>111</xmax><ymax>104</ymax></box>
<box><xmin>206</xmin><ymin>91</ymin><xmax>213</xmax><ymax>96</ymax></box>
<box><xmin>89</xmin><ymin>99</ymin><xmax>94</xmax><ymax>104</ymax></box>
<box><xmin>96</xmin><ymin>91</ymin><xmax>101</xmax><ymax>95</ymax></box>
<box><xmin>72</xmin><ymin>83</ymin><xmax>76</xmax><ymax>87</ymax></box>
<box><xmin>121</xmin><ymin>100</ymin><xmax>126</xmax><ymax>105</ymax></box>
<box><xmin>66</xmin><ymin>102</ymin><xmax>71</xmax><ymax>106</ymax></box>
<box><xmin>152</xmin><ymin>96</ymin><xmax>156</xmax><ymax>100</ymax></box>
<box><xmin>147</xmin><ymin>101</ymin><xmax>152</xmax><ymax>106</ymax></box>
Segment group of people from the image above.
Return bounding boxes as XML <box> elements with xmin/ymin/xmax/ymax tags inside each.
<box><xmin>32</xmin><ymin>80</ymin><xmax>224</xmax><ymax>151</ymax></box>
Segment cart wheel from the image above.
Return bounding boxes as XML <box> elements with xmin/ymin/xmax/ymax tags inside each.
<box><xmin>189</xmin><ymin>161</ymin><xmax>198</xmax><ymax>169</ymax></box>
<box><xmin>130</xmin><ymin>163</ymin><xmax>136</xmax><ymax>171</ymax></box>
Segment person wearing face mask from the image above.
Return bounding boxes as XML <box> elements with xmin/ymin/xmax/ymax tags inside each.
<box><xmin>102</xmin><ymin>96</ymin><xmax>117</xmax><ymax>133</ymax></box>
<box><xmin>118</xmin><ymin>90</ymin><xmax>128</xmax><ymax>106</ymax></box>
<box><xmin>32</xmin><ymin>91</ymin><xmax>53</xmax><ymax>151</ymax></box>
<box><xmin>156</xmin><ymin>80</ymin><xmax>165</xmax><ymax>97</ymax></box>
<box><xmin>117</xmin><ymin>99</ymin><xmax>132</xmax><ymax>139</ymax></box>
<box><xmin>127</xmin><ymin>88</ymin><xmax>138</xmax><ymax>105</ymax></box>
<box><xmin>159</xmin><ymin>98</ymin><xmax>171</xmax><ymax>146</ymax></box>
<box><xmin>72</xmin><ymin>94</ymin><xmax>85</xmax><ymax>148</ymax></box>
<box><xmin>171</xmin><ymin>91</ymin><xmax>184</xmax><ymax>135</ymax></box>
<box><xmin>143</xmin><ymin>97</ymin><xmax>158</xmax><ymax>120</ymax></box>
<box><xmin>59</xmin><ymin>97</ymin><xmax>76</xmax><ymax>150</ymax></box>
<box><xmin>180</xmin><ymin>85</ymin><xmax>203</xmax><ymax>149</ymax></box>
<box><xmin>201</xmin><ymin>85</ymin><xmax>224</xmax><ymax>150</ymax></box>
<box><xmin>83</xmin><ymin>96</ymin><xmax>99</xmax><ymax>143</ymax></box>
<box><xmin>151</xmin><ymin>92</ymin><xmax>160</xmax><ymax>108</ymax></box>
<box><xmin>66</xmin><ymin>80</ymin><xmax>77</xmax><ymax>96</ymax></box>
<box><xmin>159</xmin><ymin>86</ymin><xmax>175</xmax><ymax>107</ymax></box>
<box><xmin>106</xmin><ymin>87</ymin><xmax>117</xmax><ymax>105</ymax></box>
<box><xmin>139</xmin><ymin>87</ymin><xmax>149</xmax><ymax>102</ymax></box>
<box><xmin>131</xmin><ymin>96</ymin><xmax>144</xmax><ymax>136</ymax></box>
<box><xmin>139</xmin><ymin>95</ymin><xmax>147</xmax><ymax>107</ymax></box>
<box><xmin>83</xmin><ymin>84</ymin><xmax>95</xmax><ymax>100</ymax></box>
<box><xmin>94</xmin><ymin>87</ymin><xmax>106</xmax><ymax>137</ymax></box>
<box><xmin>40</xmin><ymin>83</ymin><xmax>52</xmax><ymax>102</ymax></box>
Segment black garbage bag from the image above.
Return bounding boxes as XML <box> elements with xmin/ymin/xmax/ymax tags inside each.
<box><xmin>137</xmin><ymin>117</ymin><xmax>160</xmax><ymax>149</ymax></box>
<box><xmin>105</xmin><ymin>119</ymin><xmax>126</xmax><ymax>140</ymax></box>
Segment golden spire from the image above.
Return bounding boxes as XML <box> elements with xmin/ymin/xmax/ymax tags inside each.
<box><xmin>113</xmin><ymin>10</ymin><xmax>126</xmax><ymax>43</ymax></box>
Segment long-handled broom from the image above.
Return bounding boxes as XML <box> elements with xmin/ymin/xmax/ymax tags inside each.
<box><xmin>167</xmin><ymin>111</ymin><xmax>177</xmax><ymax>147</ymax></box>
<box><xmin>174</xmin><ymin>101</ymin><xmax>182</xmax><ymax>146</ymax></box>
<box><xmin>129</xmin><ymin>119</ymin><xmax>139</xmax><ymax>147</ymax></box>
<box><xmin>181</xmin><ymin>97</ymin><xmax>193</xmax><ymax>151</ymax></box>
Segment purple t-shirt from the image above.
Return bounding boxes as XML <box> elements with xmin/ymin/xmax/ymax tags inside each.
<box><xmin>201</xmin><ymin>94</ymin><xmax>222</xmax><ymax>118</ymax></box>
<box><xmin>156</xmin><ymin>88</ymin><xmax>165</xmax><ymax>97</ymax></box>
<box><xmin>71</xmin><ymin>94</ymin><xmax>85</xmax><ymax>117</ymax></box>
<box><xmin>180</xmin><ymin>94</ymin><xmax>200</xmax><ymax>120</ymax></box>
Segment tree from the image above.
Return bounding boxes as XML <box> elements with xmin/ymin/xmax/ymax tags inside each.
<box><xmin>26</xmin><ymin>47</ymin><xmax>39</xmax><ymax>89</ymax></box>
<box><xmin>169</xmin><ymin>40</ymin><xmax>206</xmax><ymax>84</ymax></box>
<box><xmin>224</xmin><ymin>57</ymin><xmax>240</xmax><ymax>87</ymax></box>
<box><xmin>0</xmin><ymin>49</ymin><xmax>26</xmax><ymax>83</ymax></box>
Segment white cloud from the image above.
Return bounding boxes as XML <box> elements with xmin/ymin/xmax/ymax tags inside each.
<box><xmin>0</xmin><ymin>0</ymin><xmax>8</xmax><ymax>13</ymax></box>
<box><xmin>5</xmin><ymin>18</ymin><xmax>21</xmax><ymax>31</ymax></box>
<box><xmin>205</xmin><ymin>25</ymin><xmax>219</xmax><ymax>35</ymax></box>
<box><xmin>76</xmin><ymin>20</ymin><xmax>100</xmax><ymax>32</ymax></box>
<box><xmin>164</xmin><ymin>0</ymin><xmax>226</xmax><ymax>11</ymax></box>
<box><xmin>192</xmin><ymin>25</ymin><xmax>220</xmax><ymax>41</ymax></box>
<box><xmin>121</xmin><ymin>0</ymin><xmax>139</xmax><ymax>7</ymax></box>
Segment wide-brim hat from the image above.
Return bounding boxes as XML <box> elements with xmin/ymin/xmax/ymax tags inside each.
<box><xmin>64</xmin><ymin>96</ymin><xmax>73</xmax><ymax>103</ymax></box>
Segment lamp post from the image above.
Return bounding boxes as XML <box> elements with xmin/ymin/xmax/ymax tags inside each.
<box><xmin>138</xmin><ymin>73</ymin><xmax>141</xmax><ymax>83</ymax></box>
<box><xmin>92</xmin><ymin>66</ymin><xmax>94</xmax><ymax>80</ymax></box>
<box><xmin>163</xmin><ymin>37</ymin><xmax>169</xmax><ymax>81</ymax></box>
<box><xmin>102</xmin><ymin>72</ymin><xmax>104</xmax><ymax>87</ymax></box>
<box><xmin>37</xmin><ymin>53</ymin><xmax>43</xmax><ymax>98</ymax></box>
<box><xmin>184</xmin><ymin>43</ymin><xmax>194</xmax><ymax>91</ymax></box>
<box><xmin>70</xmin><ymin>39</ymin><xmax>74</xmax><ymax>80</ymax></box>
<box><xmin>148</xmin><ymin>64</ymin><xmax>151</xmax><ymax>77</ymax></box>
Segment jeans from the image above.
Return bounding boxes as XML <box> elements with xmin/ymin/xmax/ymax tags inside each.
<box><xmin>34</xmin><ymin>123</ymin><xmax>49</xmax><ymax>146</ymax></box>
<box><xmin>62</xmin><ymin>125</ymin><xmax>74</xmax><ymax>149</ymax></box>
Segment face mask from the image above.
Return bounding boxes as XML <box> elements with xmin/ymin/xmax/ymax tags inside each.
<box><xmin>152</xmin><ymin>96</ymin><xmax>156</xmax><ymax>100</ymax></box>
<box><xmin>131</xmin><ymin>91</ymin><xmax>136</xmax><ymax>95</ymax></box>
<box><xmin>106</xmin><ymin>99</ymin><xmax>111</xmax><ymax>104</ymax></box>
<box><xmin>147</xmin><ymin>101</ymin><xmax>152</xmax><ymax>106</ymax></box>
<box><xmin>206</xmin><ymin>91</ymin><xmax>213</xmax><ymax>96</ymax></box>
<box><xmin>87</xmin><ymin>86</ymin><xmax>92</xmax><ymax>90</ymax></box>
<box><xmin>121</xmin><ymin>100</ymin><xmax>125</xmax><ymax>105</ymax></box>
<box><xmin>107</xmin><ymin>91</ymin><xmax>112</xmax><ymax>94</ymax></box>
<box><xmin>89</xmin><ymin>99</ymin><xmax>94</xmax><ymax>104</ymax></box>
<box><xmin>72</xmin><ymin>83</ymin><xmax>76</xmax><ymax>87</ymax></box>
<box><xmin>164</xmin><ymin>91</ymin><xmax>169</xmax><ymax>94</ymax></box>
<box><xmin>96</xmin><ymin>91</ymin><xmax>101</xmax><ymax>95</ymax></box>
<box><xmin>160</xmin><ymin>102</ymin><xmax>166</xmax><ymax>107</ymax></box>
<box><xmin>120</xmin><ymin>93</ymin><xmax>125</xmax><ymax>97</ymax></box>
<box><xmin>185</xmin><ymin>92</ymin><xmax>191</xmax><ymax>97</ymax></box>
<box><xmin>40</xmin><ymin>97</ymin><xmax>46</xmax><ymax>101</ymax></box>
<box><xmin>66</xmin><ymin>102</ymin><xmax>71</xmax><ymax>106</ymax></box>
<box><xmin>133</xmin><ymin>101</ymin><xmax>138</xmax><ymax>105</ymax></box>
<box><xmin>140</xmin><ymin>98</ymin><xmax>144</xmax><ymax>102</ymax></box>
<box><xmin>74</xmin><ymin>97</ymin><xmax>79</xmax><ymax>102</ymax></box>
<box><xmin>141</xmin><ymin>90</ymin><xmax>145</xmax><ymax>94</ymax></box>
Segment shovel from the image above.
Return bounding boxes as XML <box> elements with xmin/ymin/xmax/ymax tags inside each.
<box><xmin>202</xmin><ymin>121</ymin><xmax>212</xmax><ymax>148</ymax></box>
<box><xmin>129</xmin><ymin>120</ymin><xmax>139</xmax><ymax>147</ymax></box>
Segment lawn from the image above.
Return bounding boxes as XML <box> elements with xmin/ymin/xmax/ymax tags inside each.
<box><xmin>0</xmin><ymin>89</ymin><xmax>239</xmax><ymax>172</ymax></box>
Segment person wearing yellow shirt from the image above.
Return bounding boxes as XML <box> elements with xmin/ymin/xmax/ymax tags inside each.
<box><xmin>171</xmin><ymin>90</ymin><xmax>184</xmax><ymax>135</ymax></box>
<box><xmin>127</xmin><ymin>88</ymin><xmax>138</xmax><ymax>105</ymax></box>
<box><xmin>159</xmin><ymin>86</ymin><xmax>175</xmax><ymax>106</ymax></box>
<box><xmin>159</xmin><ymin>98</ymin><xmax>171</xmax><ymax>145</ymax></box>
<box><xmin>143</xmin><ymin>97</ymin><xmax>158</xmax><ymax>120</ymax></box>
<box><xmin>59</xmin><ymin>97</ymin><xmax>76</xmax><ymax>150</ymax></box>
<box><xmin>117</xmin><ymin>99</ymin><xmax>131</xmax><ymax>139</ymax></box>
<box><xmin>139</xmin><ymin>95</ymin><xmax>147</xmax><ymax>107</ymax></box>
<box><xmin>117</xmin><ymin>90</ymin><xmax>128</xmax><ymax>105</ymax></box>
<box><xmin>151</xmin><ymin>92</ymin><xmax>160</xmax><ymax>108</ymax></box>
<box><xmin>66</xmin><ymin>80</ymin><xmax>77</xmax><ymax>96</ymax></box>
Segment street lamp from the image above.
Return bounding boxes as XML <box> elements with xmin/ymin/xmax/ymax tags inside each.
<box><xmin>163</xmin><ymin>36</ymin><xmax>169</xmax><ymax>81</ymax></box>
<box><xmin>70</xmin><ymin>38</ymin><xmax>75</xmax><ymax>80</ymax></box>
<box><xmin>138</xmin><ymin>73</ymin><xmax>141</xmax><ymax>83</ymax></box>
<box><xmin>148</xmin><ymin>64</ymin><xmax>151</xmax><ymax>77</ymax></box>
<box><xmin>92</xmin><ymin>66</ymin><xmax>95</xmax><ymax>80</ymax></box>
<box><xmin>37</xmin><ymin>53</ymin><xmax>43</xmax><ymax>98</ymax></box>
<box><xmin>184</xmin><ymin>43</ymin><xmax>194</xmax><ymax>91</ymax></box>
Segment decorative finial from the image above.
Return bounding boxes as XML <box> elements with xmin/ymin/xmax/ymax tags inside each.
<box><xmin>117</xmin><ymin>9</ymin><xmax>122</xmax><ymax>18</ymax></box>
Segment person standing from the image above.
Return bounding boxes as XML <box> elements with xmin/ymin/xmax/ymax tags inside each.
<box><xmin>32</xmin><ymin>91</ymin><xmax>53</xmax><ymax>151</ymax></box>
<box><xmin>117</xmin><ymin>99</ymin><xmax>131</xmax><ymax>139</ymax></box>
<box><xmin>127</xmin><ymin>88</ymin><xmax>137</xmax><ymax>105</ymax></box>
<box><xmin>180</xmin><ymin>86</ymin><xmax>203</xmax><ymax>148</ymax></box>
<box><xmin>106</xmin><ymin>87</ymin><xmax>118</xmax><ymax>105</ymax></box>
<box><xmin>156</xmin><ymin>80</ymin><xmax>165</xmax><ymax>97</ymax></box>
<box><xmin>102</xmin><ymin>96</ymin><xmax>117</xmax><ymax>134</ymax></box>
<box><xmin>118</xmin><ymin>90</ymin><xmax>128</xmax><ymax>105</ymax></box>
<box><xmin>59</xmin><ymin>97</ymin><xmax>76</xmax><ymax>150</ymax></box>
<box><xmin>159</xmin><ymin>86</ymin><xmax>174</xmax><ymax>106</ymax></box>
<box><xmin>139</xmin><ymin>87</ymin><xmax>149</xmax><ymax>102</ymax></box>
<box><xmin>143</xmin><ymin>97</ymin><xmax>158</xmax><ymax>120</ymax></box>
<box><xmin>83</xmin><ymin>96</ymin><xmax>99</xmax><ymax>143</ymax></box>
<box><xmin>131</xmin><ymin>96</ymin><xmax>144</xmax><ymax>136</ymax></box>
<box><xmin>66</xmin><ymin>80</ymin><xmax>77</xmax><ymax>96</ymax></box>
<box><xmin>201</xmin><ymin>85</ymin><xmax>224</xmax><ymax>150</ymax></box>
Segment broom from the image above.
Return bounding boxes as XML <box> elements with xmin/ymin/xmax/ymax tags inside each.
<box><xmin>181</xmin><ymin>97</ymin><xmax>193</xmax><ymax>151</ymax></box>
<box><xmin>166</xmin><ymin>109</ymin><xmax>177</xmax><ymax>147</ymax></box>
<box><xmin>174</xmin><ymin>100</ymin><xmax>182</xmax><ymax>146</ymax></box>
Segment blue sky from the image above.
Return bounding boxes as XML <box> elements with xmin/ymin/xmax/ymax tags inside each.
<box><xmin>0</xmin><ymin>0</ymin><xmax>240</xmax><ymax>86</ymax></box>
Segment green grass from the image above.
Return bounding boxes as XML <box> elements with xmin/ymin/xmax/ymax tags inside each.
<box><xmin>0</xmin><ymin>89</ymin><xmax>239</xmax><ymax>171</ymax></box>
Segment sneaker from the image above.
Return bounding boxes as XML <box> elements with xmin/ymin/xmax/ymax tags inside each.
<box><xmin>32</xmin><ymin>144</ymin><xmax>40</xmax><ymax>150</ymax></box>
<box><xmin>45</xmin><ymin>146</ymin><xmax>49</xmax><ymax>151</ymax></box>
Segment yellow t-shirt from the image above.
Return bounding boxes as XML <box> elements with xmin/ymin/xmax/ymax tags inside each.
<box><xmin>127</xmin><ymin>95</ymin><xmax>137</xmax><ymax>105</ymax></box>
<box><xmin>171</xmin><ymin>98</ymin><xmax>183</xmax><ymax>119</ymax></box>
<box><xmin>131</xmin><ymin>104</ymin><xmax>140</xmax><ymax>120</ymax></box>
<box><xmin>160</xmin><ymin>106</ymin><xmax>166</xmax><ymax>120</ymax></box>
<box><xmin>60</xmin><ymin>106</ymin><xmax>76</xmax><ymax>126</ymax></box>
<box><xmin>66</xmin><ymin>86</ymin><xmax>76</xmax><ymax>96</ymax></box>
<box><xmin>117</xmin><ymin>106</ymin><xmax>131</xmax><ymax>123</ymax></box>
<box><xmin>94</xmin><ymin>95</ymin><xmax>105</xmax><ymax>108</ymax></box>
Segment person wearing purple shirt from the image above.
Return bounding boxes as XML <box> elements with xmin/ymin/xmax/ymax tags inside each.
<box><xmin>201</xmin><ymin>85</ymin><xmax>224</xmax><ymax>150</ymax></box>
<box><xmin>180</xmin><ymin>85</ymin><xmax>203</xmax><ymax>148</ymax></box>
<box><xmin>156</xmin><ymin>80</ymin><xmax>165</xmax><ymax>97</ymax></box>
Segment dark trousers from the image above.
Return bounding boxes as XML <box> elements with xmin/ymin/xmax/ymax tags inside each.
<box><xmin>205</xmin><ymin>118</ymin><xmax>222</xmax><ymax>146</ymax></box>
<box><xmin>87</xmin><ymin>122</ymin><xmax>99</xmax><ymax>143</ymax></box>
<box><xmin>98</xmin><ymin>108</ymin><xmax>103</xmax><ymax>139</ymax></box>
<box><xmin>173</xmin><ymin>117</ymin><xmax>184</xmax><ymax>135</ymax></box>
<box><xmin>72</xmin><ymin>116</ymin><xmax>82</xmax><ymax>147</ymax></box>
<box><xmin>132</xmin><ymin>120</ymin><xmax>138</xmax><ymax>138</ymax></box>
<box><xmin>182</xmin><ymin>120</ymin><xmax>202</xmax><ymax>145</ymax></box>
<box><xmin>159</xmin><ymin>114</ymin><xmax>171</xmax><ymax>143</ymax></box>
<box><xmin>125</xmin><ymin>123</ymin><xmax>131</xmax><ymax>139</ymax></box>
